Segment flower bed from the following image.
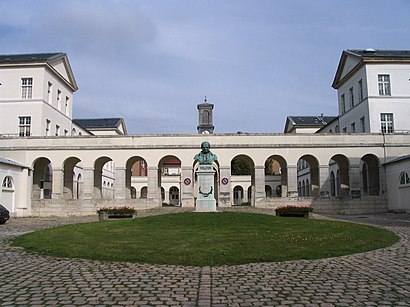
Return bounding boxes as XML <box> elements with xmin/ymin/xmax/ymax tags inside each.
<box><xmin>275</xmin><ymin>205</ymin><xmax>313</xmax><ymax>218</ymax></box>
<box><xmin>97</xmin><ymin>206</ymin><xmax>137</xmax><ymax>220</ymax></box>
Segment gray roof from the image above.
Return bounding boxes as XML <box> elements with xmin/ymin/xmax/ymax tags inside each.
<box><xmin>347</xmin><ymin>49</ymin><xmax>410</xmax><ymax>58</ymax></box>
<box><xmin>73</xmin><ymin>118</ymin><xmax>125</xmax><ymax>129</ymax></box>
<box><xmin>0</xmin><ymin>52</ymin><xmax>65</xmax><ymax>64</ymax></box>
<box><xmin>384</xmin><ymin>155</ymin><xmax>410</xmax><ymax>166</ymax></box>
<box><xmin>0</xmin><ymin>157</ymin><xmax>30</xmax><ymax>169</ymax></box>
<box><xmin>287</xmin><ymin>116</ymin><xmax>337</xmax><ymax>126</ymax></box>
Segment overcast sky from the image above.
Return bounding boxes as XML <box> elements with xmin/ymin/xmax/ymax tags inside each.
<box><xmin>0</xmin><ymin>0</ymin><xmax>409</xmax><ymax>134</ymax></box>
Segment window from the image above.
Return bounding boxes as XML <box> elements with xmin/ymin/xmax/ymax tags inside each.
<box><xmin>378</xmin><ymin>75</ymin><xmax>391</xmax><ymax>96</ymax></box>
<box><xmin>46</xmin><ymin>119</ymin><xmax>51</xmax><ymax>136</ymax></box>
<box><xmin>358</xmin><ymin>79</ymin><xmax>363</xmax><ymax>102</ymax></box>
<box><xmin>64</xmin><ymin>129</ymin><xmax>68</xmax><ymax>136</ymax></box>
<box><xmin>381</xmin><ymin>113</ymin><xmax>394</xmax><ymax>133</ymax></box>
<box><xmin>57</xmin><ymin>90</ymin><xmax>61</xmax><ymax>110</ymax></box>
<box><xmin>400</xmin><ymin>172</ymin><xmax>410</xmax><ymax>185</ymax></box>
<box><xmin>55</xmin><ymin>125</ymin><xmax>60</xmax><ymax>136</ymax></box>
<box><xmin>349</xmin><ymin>87</ymin><xmax>354</xmax><ymax>108</ymax></box>
<box><xmin>351</xmin><ymin>122</ymin><xmax>356</xmax><ymax>133</ymax></box>
<box><xmin>21</xmin><ymin>78</ymin><xmax>33</xmax><ymax>99</ymax></box>
<box><xmin>341</xmin><ymin>94</ymin><xmax>346</xmax><ymax>114</ymax></box>
<box><xmin>342</xmin><ymin>127</ymin><xmax>347</xmax><ymax>133</ymax></box>
<box><xmin>18</xmin><ymin>116</ymin><xmax>31</xmax><ymax>136</ymax></box>
<box><xmin>2</xmin><ymin>176</ymin><xmax>13</xmax><ymax>189</ymax></box>
<box><xmin>360</xmin><ymin>117</ymin><xmax>365</xmax><ymax>133</ymax></box>
<box><xmin>47</xmin><ymin>82</ymin><xmax>52</xmax><ymax>103</ymax></box>
<box><xmin>65</xmin><ymin>96</ymin><xmax>69</xmax><ymax>115</ymax></box>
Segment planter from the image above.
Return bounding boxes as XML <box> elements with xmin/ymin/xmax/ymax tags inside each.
<box><xmin>276</xmin><ymin>211</ymin><xmax>310</xmax><ymax>218</ymax></box>
<box><xmin>97</xmin><ymin>206</ymin><xmax>137</xmax><ymax>221</ymax></box>
<box><xmin>107</xmin><ymin>214</ymin><xmax>135</xmax><ymax>219</ymax></box>
<box><xmin>275</xmin><ymin>205</ymin><xmax>313</xmax><ymax>218</ymax></box>
<box><xmin>98</xmin><ymin>212</ymin><xmax>109</xmax><ymax>221</ymax></box>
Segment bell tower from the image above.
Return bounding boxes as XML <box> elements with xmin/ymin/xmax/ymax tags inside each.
<box><xmin>197</xmin><ymin>97</ymin><xmax>214</xmax><ymax>134</ymax></box>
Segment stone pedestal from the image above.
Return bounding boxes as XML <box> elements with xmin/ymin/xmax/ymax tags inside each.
<box><xmin>196</xmin><ymin>165</ymin><xmax>217</xmax><ymax>212</ymax></box>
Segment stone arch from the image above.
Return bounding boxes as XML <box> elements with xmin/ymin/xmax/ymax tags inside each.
<box><xmin>361</xmin><ymin>154</ymin><xmax>380</xmax><ymax>195</ymax></box>
<box><xmin>140</xmin><ymin>186</ymin><xmax>147</xmax><ymax>198</ymax></box>
<box><xmin>233</xmin><ymin>185</ymin><xmax>244</xmax><ymax>205</ymax></box>
<box><xmin>94</xmin><ymin>156</ymin><xmax>114</xmax><ymax>199</ymax></box>
<box><xmin>264</xmin><ymin>155</ymin><xmax>287</xmax><ymax>197</ymax></box>
<box><xmin>297</xmin><ymin>154</ymin><xmax>319</xmax><ymax>197</ymax></box>
<box><xmin>265</xmin><ymin>185</ymin><xmax>272</xmax><ymax>197</ymax></box>
<box><xmin>158</xmin><ymin>155</ymin><xmax>181</xmax><ymax>203</ymax></box>
<box><xmin>330</xmin><ymin>154</ymin><xmax>350</xmax><ymax>197</ymax></box>
<box><xmin>231</xmin><ymin>155</ymin><xmax>255</xmax><ymax>205</ymax></box>
<box><xmin>75</xmin><ymin>173</ymin><xmax>83</xmax><ymax>199</ymax></box>
<box><xmin>126</xmin><ymin>156</ymin><xmax>148</xmax><ymax>199</ymax></box>
<box><xmin>63</xmin><ymin>157</ymin><xmax>81</xmax><ymax>200</ymax></box>
<box><xmin>169</xmin><ymin>186</ymin><xmax>180</xmax><ymax>206</ymax></box>
<box><xmin>131</xmin><ymin>186</ymin><xmax>136</xmax><ymax>199</ymax></box>
<box><xmin>32</xmin><ymin>157</ymin><xmax>52</xmax><ymax>199</ymax></box>
<box><xmin>161</xmin><ymin>187</ymin><xmax>165</xmax><ymax>201</ymax></box>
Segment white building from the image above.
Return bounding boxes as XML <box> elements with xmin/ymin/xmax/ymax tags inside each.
<box><xmin>1</xmin><ymin>51</ymin><xmax>410</xmax><ymax>216</ymax></box>
<box><xmin>329</xmin><ymin>49</ymin><xmax>410</xmax><ymax>134</ymax></box>
<box><xmin>0</xmin><ymin>53</ymin><xmax>79</xmax><ymax>137</ymax></box>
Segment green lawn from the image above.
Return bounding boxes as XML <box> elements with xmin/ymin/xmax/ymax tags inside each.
<box><xmin>12</xmin><ymin>212</ymin><xmax>399</xmax><ymax>266</ymax></box>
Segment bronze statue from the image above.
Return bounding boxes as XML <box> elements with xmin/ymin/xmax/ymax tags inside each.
<box><xmin>194</xmin><ymin>141</ymin><xmax>218</xmax><ymax>165</ymax></box>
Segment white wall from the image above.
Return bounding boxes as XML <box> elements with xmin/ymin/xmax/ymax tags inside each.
<box><xmin>385</xmin><ymin>159</ymin><xmax>410</xmax><ymax>212</ymax></box>
<box><xmin>0</xmin><ymin>162</ymin><xmax>31</xmax><ymax>216</ymax></box>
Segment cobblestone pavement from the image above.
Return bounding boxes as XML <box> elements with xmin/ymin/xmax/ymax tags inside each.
<box><xmin>1</xmin><ymin>210</ymin><xmax>410</xmax><ymax>306</ymax></box>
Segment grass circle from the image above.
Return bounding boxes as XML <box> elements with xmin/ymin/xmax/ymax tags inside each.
<box><xmin>12</xmin><ymin>212</ymin><xmax>399</xmax><ymax>266</ymax></box>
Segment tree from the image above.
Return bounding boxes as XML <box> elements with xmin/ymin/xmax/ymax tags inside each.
<box><xmin>231</xmin><ymin>157</ymin><xmax>252</xmax><ymax>175</ymax></box>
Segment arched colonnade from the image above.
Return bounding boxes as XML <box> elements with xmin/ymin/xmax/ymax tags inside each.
<box><xmin>31</xmin><ymin>150</ymin><xmax>383</xmax><ymax>207</ymax></box>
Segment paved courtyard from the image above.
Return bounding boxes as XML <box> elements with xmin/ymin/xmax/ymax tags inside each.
<box><xmin>1</xmin><ymin>209</ymin><xmax>409</xmax><ymax>306</ymax></box>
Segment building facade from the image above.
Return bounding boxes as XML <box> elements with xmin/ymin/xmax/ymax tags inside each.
<box><xmin>329</xmin><ymin>49</ymin><xmax>410</xmax><ymax>134</ymax></box>
<box><xmin>1</xmin><ymin>51</ymin><xmax>410</xmax><ymax>217</ymax></box>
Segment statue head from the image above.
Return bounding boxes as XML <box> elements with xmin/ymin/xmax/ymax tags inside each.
<box><xmin>201</xmin><ymin>141</ymin><xmax>210</xmax><ymax>154</ymax></box>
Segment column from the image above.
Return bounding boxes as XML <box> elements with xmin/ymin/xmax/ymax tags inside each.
<box><xmin>147</xmin><ymin>166</ymin><xmax>161</xmax><ymax>204</ymax></box>
<box><xmin>82</xmin><ymin>167</ymin><xmax>94</xmax><ymax>200</ymax></box>
<box><xmin>287</xmin><ymin>165</ymin><xmax>298</xmax><ymax>197</ymax></box>
<box><xmin>219</xmin><ymin>166</ymin><xmax>231</xmax><ymax>206</ymax></box>
<box><xmin>349</xmin><ymin>164</ymin><xmax>361</xmax><ymax>196</ymax></box>
<box><xmin>181</xmin><ymin>166</ymin><xmax>194</xmax><ymax>207</ymax></box>
<box><xmin>254</xmin><ymin>165</ymin><xmax>266</xmax><ymax>207</ymax></box>
<box><xmin>51</xmin><ymin>168</ymin><xmax>63</xmax><ymax>199</ymax></box>
<box><xmin>319</xmin><ymin>165</ymin><xmax>330</xmax><ymax>197</ymax></box>
<box><xmin>114</xmin><ymin>167</ymin><xmax>128</xmax><ymax>199</ymax></box>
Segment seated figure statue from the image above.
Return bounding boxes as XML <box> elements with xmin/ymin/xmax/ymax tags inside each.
<box><xmin>194</xmin><ymin>141</ymin><xmax>218</xmax><ymax>165</ymax></box>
